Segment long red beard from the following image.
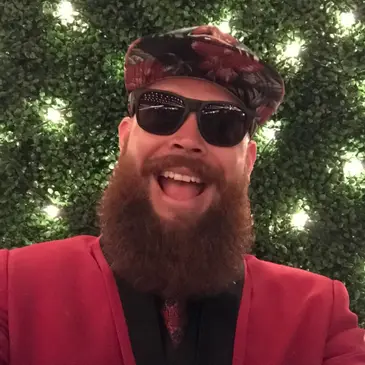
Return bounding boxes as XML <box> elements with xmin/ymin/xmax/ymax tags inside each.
<box><xmin>97</xmin><ymin>153</ymin><xmax>253</xmax><ymax>299</ymax></box>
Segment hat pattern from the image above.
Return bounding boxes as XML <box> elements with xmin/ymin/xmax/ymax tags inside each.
<box><xmin>125</xmin><ymin>25</ymin><xmax>285</xmax><ymax>125</ymax></box>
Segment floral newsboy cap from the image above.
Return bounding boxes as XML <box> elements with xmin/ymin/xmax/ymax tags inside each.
<box><xmin>124</xmin><ymin>25</ymin><xmax>285</xmax><ymax>127</ymax></box>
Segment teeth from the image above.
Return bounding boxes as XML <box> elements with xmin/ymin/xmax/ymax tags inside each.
<box><xmin>161</xmin><ymin>171</ymin><xmax>202</xmax><ymax>183</ymax></box>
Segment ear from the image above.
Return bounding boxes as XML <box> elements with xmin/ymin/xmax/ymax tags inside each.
<box><xmin>118</xmin><ymin>116</ymin><xmax>132</xmax><ymax>153</ymax></box>
<box><xmin>246</xmin><ymin>140</ymin><xmax>257</xmax><ymax>177</ymax></box>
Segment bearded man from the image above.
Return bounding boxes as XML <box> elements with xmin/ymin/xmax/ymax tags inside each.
<box><xmin>1</xmin><ymin>25</ymin><xmax>364</xmax><ymax>365</ymax></box>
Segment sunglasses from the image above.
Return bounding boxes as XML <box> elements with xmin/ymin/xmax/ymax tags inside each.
<box><xmin>128</xmin><ymin>89</ymin><xmax>257</xmax><ymax>147</ymax></box>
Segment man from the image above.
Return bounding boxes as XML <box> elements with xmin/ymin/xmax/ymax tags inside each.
<box><xmin>0</xmin><ymin>25</ymin><xmax>364</xmax><ymax>365</ymax></box>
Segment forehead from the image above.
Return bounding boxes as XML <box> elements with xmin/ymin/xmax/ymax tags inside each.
<box><xmin>147</xmin><ymin>77</ymin><xmax>239</xmax><ymax>104</ymax></box>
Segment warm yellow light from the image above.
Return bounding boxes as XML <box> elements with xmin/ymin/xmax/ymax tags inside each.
<box><xmin>291</xmin><ymin>211</ymin><xmax>309</xmax><ymax>230</ymax></box>
<box><xmin>46</xmin><ymin>108</ymin><xmax>62</xmax><ymax>123</ymax></box>
<box><xmin>55</xmin><ymin>0</ymin><xmax>78</xmax><ymax>24</ymax></box>
<box><xmin>340</xmin><ymin>12</ymin><xmax>356</xmax><ymax>27</ymax></box>
<box><xmin>262</xmin><ymin>128</ymin><xmax>277</xmax><ymax>141</ymax></box>
<box><xmin>344</xmin><ymin>159</ymin><xmax>364</xmax><ymax>177</ymax></box>
<box><xmin>261</xmin><ymin>120</ymin><xmax>281</xmax><ymax>141</ymax></box>
<box><xmin>43</xmin><ymin>205</ymin><xmax>60</xmax><ymax>218</ymax></box>
<box><xmin>284</xmin><ymin>41</ymin><xmax>302</xmax><ymax>58</ymax></box>
<box><xmin>217</xmin><ymin>20</ymin><xmax>231</xmax><ymax>34</ymax></box>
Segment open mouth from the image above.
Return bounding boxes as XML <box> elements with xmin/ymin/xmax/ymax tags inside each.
<box><xmin>156</xmin><ymin>171</ymin><xmax>206</xmax><ymax>201</ymax></box>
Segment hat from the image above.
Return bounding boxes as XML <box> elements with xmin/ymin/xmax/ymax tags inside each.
<box><xmin>124</xmin><ymin>25</ymin><xmax>285</xmax><ymax>126</ymax></box>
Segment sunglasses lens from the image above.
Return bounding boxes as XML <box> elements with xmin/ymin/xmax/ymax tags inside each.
<box><xmin>200</xmin><ymin>104</ymin><xmax>249</xmax><ymax>147</ymax></box>
<box><xmin>137</xmin><ymin>91</ymin><xmax>185</xmax><ymax>135</ymax></box>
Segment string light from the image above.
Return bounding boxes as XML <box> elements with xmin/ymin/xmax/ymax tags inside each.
<box><xmin>340</xmin><ymin>12</ymin><xmax>356</xmax><ymax>28</ymax></box>
<box><xmin>344</xmin><ymin>158</ymin><xmax>365</xmax><ymax>177</ymax></box>
<box><xmin>43</xmin><ymin>205</ymin><xmax>60</xmax><ymax>219</ymax></box>
<box><xmin>55</xmin><ymin>0</ymin><xmax>78</xmax><ymax>25</ymax></box>
<box><xmin>46</xmin><ymin>107</ymin><xmax>62</xmax><ymax>123</ymax></box>
<box><xmin>262</xmin><ymin>128</ymin><xmax>276</xmax><ymax>141</ymax></box>
<box><xmin>217</xmin><ymin>20</ymin><xmax>231</xmax><ymax>34</ymax></box>
<box><xmin>261</xmin><ymin>120</ymin><xmax>282</xmax><ymax>141</ymax></box>
<box><xmin>284</xmin><ymin>41</ymin><xmax>302</xmax><ymax>58</ymax></box>
<box><xmin>276</xmin><ymin>38</ymin><xmax>304</xmax><ymax>71</ymax></box>
<box><xmin>41</xmin><ymin>98</ymin><xmax>68</xmax><ymax>127</ymax></box>
<box><xmin>291</xmin><ymin>211</ymin><xmax>309</xmax><ymax>230</ymax></box>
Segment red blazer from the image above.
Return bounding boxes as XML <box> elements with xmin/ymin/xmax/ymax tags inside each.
<box><xmin>0</xmin><ymin>235</ymin><xmax>364</xmax><ymax>365</ymax></box>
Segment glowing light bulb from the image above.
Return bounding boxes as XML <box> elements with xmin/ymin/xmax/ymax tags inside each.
<box><xmin>284</xmin><ymin>41</ymin><xmax>302</xmax><ymax>58</ymax></box>
<box><xmin>46</xmin><ymin>107</ymin><xmax>62</xmax><ymax>123</ymax></box>
<box><xmin>262</xmin><ymin>128</ymin><xmax>276</xmax><ymax>141</ymax></box>
<box><xmin>340</xmin><ymin>12</ymin><xmax>356</xmax><ymax>27</ymax></box>
<box><xmin>261</xmin><ymin>120</ymin><xmax>281</xmax><ymax>141</ymax></box>
<box><xmin>55</xmin><ymin>0</ymin><xmax>77</xmax><ymax>24</ymax></box>
<box><xmin>44</xmin><ymin>205</ymin><xmax>60</xmax><ymax>218</ymax></box>
<box><xmin>344</xmin><ymin>159</ymin><xmax>364</xmax><ymax>177</ymax></box>
<box><xmin>217</xmin><ymin>20</ymin><xmax>231</xmax><ymax>34</ymax></box>
<box><xmin>291</xmin><ymin>211</ymin><xmax>309</xmax><ymax>230</ymax></box>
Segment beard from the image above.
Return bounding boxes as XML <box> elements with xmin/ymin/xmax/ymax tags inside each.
<box><xmin>97</xmin><ymin>151</ymin><xmax>254</xmax><ymax>300</ymax></box>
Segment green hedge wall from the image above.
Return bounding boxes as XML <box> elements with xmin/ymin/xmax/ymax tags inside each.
<box><xmin>1</xmin><ymin>0</ymin><xmax>365</xmax><ymax>324</ymax></box>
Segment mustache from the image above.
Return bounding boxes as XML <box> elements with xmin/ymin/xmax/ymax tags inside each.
<box><xmin>141</xmin><ymin>154</ymin><xmax>224</xmax><ymax>187</ymax></box>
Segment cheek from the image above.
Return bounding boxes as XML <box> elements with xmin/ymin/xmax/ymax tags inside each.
<box><xmin>211</xmin><ymin>147</ymin><xmax>246</xmax><ymax>182</ymax></box>
<box><xmin>125</xmin><ymin>128</ymin><xmax>162</xmax><ymax>166</ymax></box>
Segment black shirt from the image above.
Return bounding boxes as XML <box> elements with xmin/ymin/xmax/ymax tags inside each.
<box><xmin>114</xmin><ymin>274</ymin><xmax>243</xmax><ymax>365</ymax></box>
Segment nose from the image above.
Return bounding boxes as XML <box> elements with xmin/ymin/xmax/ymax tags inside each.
<box><xmin>168</xmin><ymin>112</ymin><xmax>206</xmax><ymax>154</ymax></box>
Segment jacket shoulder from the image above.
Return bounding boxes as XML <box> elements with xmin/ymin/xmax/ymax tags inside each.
<box><xmin>4</xmin><ymin>235</ymin><xmax>102</xmax><ymax>296</ymax></box>
<box><xmin>8</xmin><ymin>235</ymin><xmax>99</xmax><ymax>266</ymax></box>
<box><xmin>244</xmin><ymin>254</ymin><xmax>333</xmax><ymax>293</ymax></box>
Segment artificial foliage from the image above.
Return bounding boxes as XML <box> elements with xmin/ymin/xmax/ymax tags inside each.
<box><xmin>1</xmin><ymin>0</ymin><xmax>365</xmax><ymax>323</ymax></box>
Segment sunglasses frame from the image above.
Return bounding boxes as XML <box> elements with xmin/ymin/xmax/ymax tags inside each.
<box><xmin>128</xmin><ymin>88</ymin><xmax>258</xmax><ymax>146</ymax></box>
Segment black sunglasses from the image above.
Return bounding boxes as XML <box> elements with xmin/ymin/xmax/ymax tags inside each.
<box><xmin>128</xmin><ymin>89</ymin><xmax>257</xmax><ymax>147</ymax></box>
